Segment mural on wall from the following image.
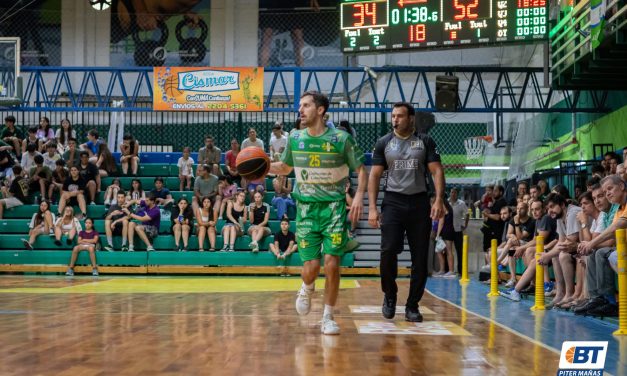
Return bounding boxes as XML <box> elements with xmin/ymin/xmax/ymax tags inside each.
<box><xmin>258</xmin><ymin>0</ymin><xmax>342</xmax><ymax>67</ymax></box>
<box><xmin>110</xmin><ymin>0</ymin><xmax>210</xmax><ymax>67</ymax></box>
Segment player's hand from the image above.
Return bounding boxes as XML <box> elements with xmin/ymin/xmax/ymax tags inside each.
<box><xmin>431</xmin><ymin>197</ymin><xmax>445</xmax><ymax>220</ymax></box>
<box><xmin>368</xmin><ymin>208</ymin><xmax>380</xmax><ymax>229</ymax></box>
<box><xmin>349</xmin><ymin>192</ymin><xmax>364</xmax><ymax>225</ymax></box>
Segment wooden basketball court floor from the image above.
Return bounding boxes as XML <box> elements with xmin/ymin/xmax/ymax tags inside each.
<box><xmin>0</xmin><ymin>275</ymin><xmax>624</xmax><ymax>375</ymax></box>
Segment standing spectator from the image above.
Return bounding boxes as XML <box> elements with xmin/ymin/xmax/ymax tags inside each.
<box><xmin>55</xmin><ymin>118</ymin><xmax>76</xmax><ymax>153</ymax></box>
<box><xmin>150</xmin><ymin>177</ymin><xmax>174</xmax><ymax>209</ymax></box>
<box><xmin>125</xmin><ymin>194</ymin><xmax>161</xmax><ymax>252</ymax></box>
<box><xmin>62</xmin><ymin>138</ymin><xmax>80</xmax><ymax>169</ymax></box>
<box><xmin>438</xmin><ymin>200</ymin><xmax>457</xmax><ymax>278</ymax></box>
<box><xmin>80</xmin><ymin>129</ymin><xmax>104</xmax><ymax>163</ymax></box>
<box><xmin>48</xmin><ymin>160</ymin><xmax>67</xmax><ymax>204</ymax></box>
<box><xmin>271</xmin><ymin>175</ymin><xmax>294</xmax><ymax>220</ymax></box>
<box><xmin>248</xmin><ymin>191</ymin><xmax>271</xmax><ymax>252</ymax></box>
<box><xmin>126</xmin><ymin>179</ymin><xmax>146</xmax><ymax>208</ymax></box>
<box><xmin>178</xmin><ymin>146</ymin><xmax>195</xmax><ymax>191</ymax></box>
<box><xmin>103</xmin><ymin>178</ymin><xmax>122</xmax><ymax>207</ymax></box>
<box><xmin>20</xmin><ymin>143</ymin><xmax>41</xmax><ymax>172</ymax></box>
<box><xmin>53</xmin><ymin>206</ymin><xmax>82</xmax><ymax>246</ymax></box>
<box><xmin>449</xmin><ymin>188</ymin><xmax>469</xmax><ymax>274</ymax></box>
<box><xmin>65</xmin><ymin>218</ymin><xmax>100</xmax><ymax>276</ymax></box>
<box><xmin>482</xmin><ymin>185</ymin><xmax>507</xmax><ymax>266</ymax></box>
<box><xmin>0</xmin><ymin>142</ymin><xmax>15</xmax><ymax>180</ymax></box>
<box><xmin>269</xmin><ymin>218</ymin><xmax>297</xmax><ymax>259</ymax></box>
<box><xmin>0</xmin><ymin>166</ymin><xmax>29</xmax><ymax>219</ymax></box>
<box><xmin>2</xmin><ymin>115</ymin><xmax>23</xmax><ymax>158</ymax></box>
<box><xmin>193</xmin><ymin>164</ymin><xmax>219</xmax><ymax>209</ymax></box>
<box><xmin>43</xmin><ymin>143</ymin><xmax>61</xmax><ymax>171</ymax></box>
<box><xmin>120</xmin><ymin>134</ymin><xmax>140</xmax><ymax>176</ymax></box>
<box><xmin>269</xmin><ymin>122</ymin><xmax>287</xmax><ymax>161</ymax></box>
<box><xmin>22</xmin><ymin>126</ymin><xmax>41</xmax><ymax>156</ymax></box>
<box><xmin>21</xmin><ymin>200</ymin><xmax>55</xmax><ymax>250</ymax></box>
<box><xmin>241</xmin><ymin>128</ymin><xmax>264</xmax><ymax>150</ymax></box>
<box><xmin>29</xmin><ymin>155</ymin><xmax>52</xmax><ymax>202</ymax></box>
<box><xmin>36</xmin><ymin>117</ymin><xmax>55</xmax><ymax>151</ymax></box>
<box><xmin>195</xmin><ymin>196</ymin><xmax>217</xmax><ymax>252</ymax></box>
<box><xmin>172</xmin><ymin>196</ymin><xmax>195</xmax><ymax>252</ymax></box>
<box><xmin>197</xmin><ymin>135</ymin><xmax>222</xmax><ymax>176</ymax></box>
<box><xmin>217</xmin><ymin>175</ymin><xmax>238</xmax><ymax>219</ymax></box>
<box><xmin>103</xmin><ymin>191</ymin><xmax>130</xmax><ymax>252</ymax></box>
<box><xmin>58</xmin><ymin>166</ymin><xmax>88</xmax><ymax>219</ymax></box>
<box><xmin>337</xmin><ymin>119</ymin><xmax>357</xmax><ymax>138</ymax></box>
<box><xmin>78</xmin><ymin>151</ymin><xmax>100</xmax><ymax>205</ymax></box>
<box><xmin>224</xmin><ymin>138</ymin><xmax>241</xmax><ymax>183</ymax></box>
<box><xmin>96</xmin><ymin>143</ymin><xmax>117</xmax><ymax>178</ymax></box>
<box><xmin>222</xmin><ymin>191</ymin><xmax>247</xmax><ymax>252</ymax></box>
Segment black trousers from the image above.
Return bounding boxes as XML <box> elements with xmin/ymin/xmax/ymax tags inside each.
<box><xmin>453</xmin><ymin>230</ymin><xmax>464</xmax><ymax>274</ymax></box>
<box><xmin>380</xmin><ymin>191</ymin><xmax>431</xmax><ymax>309</ymax></box>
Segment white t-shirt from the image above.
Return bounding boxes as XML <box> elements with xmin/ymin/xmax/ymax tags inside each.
<box><xmin>449</xmin><ymin>199</ymin><xmax>468</xmax><ymax>232</ymax></box>
<box><xmin>43</xmin><ymin>153</ymin><xmax>61</xmax><ymax>171</ymax></box>
<box><xmin>242</xmin><ymin>138</ymin><xmax>264</xmax><ymax>151</ymax></box>
<box><xmin>20</xmin><ymin>152</ymin><xmax>42</xmax><ymax>171</ymax></box>
<box><xmin>590</xmin><ymin>211</ymin><xmax>607</xmax><ymax>234</ymax></box>
<box><xmin>556</xmin><ymin>204</ymin><xmax>582</xmax><ymax>238</ymax></box>
<box><xmin>269</xmin><ymin>133</ymin><xmax>287</xmax><ymax>154</ymax></box>
<box><xmin>177</xmin><ymin>156</ymin><xmax>195</xmax><ymax>177</ymax></box>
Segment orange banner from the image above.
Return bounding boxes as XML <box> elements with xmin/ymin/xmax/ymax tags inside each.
<box><xmin>153</xmin><ymin>67</ymin><xmax>263</xmax><ymax>111</ymax></box>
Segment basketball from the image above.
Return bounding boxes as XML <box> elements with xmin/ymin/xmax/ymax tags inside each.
<box><xmin>236</xmin><ymin>147</ymin><xmax>270</xmax><ymax>180</ymax></box>
<box><xmin>164</xmin><ymin>75</ymin><xmax>182</xmax><ymax>97</ymax></box>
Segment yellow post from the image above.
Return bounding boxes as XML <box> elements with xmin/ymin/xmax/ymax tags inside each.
<box><xmin>459</xmin><ymin>235</ymin><xmax>470</xmax><ymax>284</ymax></box>
<box><xmin>613</xmin><ymin>229</ymin><xmax>627</xmax><ymax>336</ymax></box>
<box><xmin>531</xmin><ymin>235</ymin><xmax>545</xmax><ymax>311</ymax></box>
<box><xmin>487</xmin><ymin>239</ymin><xmax>499</xmax><ymax>297</ymax></box>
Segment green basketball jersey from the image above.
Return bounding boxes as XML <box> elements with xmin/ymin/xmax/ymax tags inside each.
<box><xmin>281</xmin><ymin>127</ymin><xmax>364</xmax><ymax>203</ymax></box>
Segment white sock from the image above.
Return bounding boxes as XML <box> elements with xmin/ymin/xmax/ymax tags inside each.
<box><xmin>323</xmin><ymin>304</ymin><xmax>334</xmax><ymax>318</ymax></box>
<box><xmin>302</xmin><ymin>282</ymin><xmax>314</xmax><ymax>291</ymax></box>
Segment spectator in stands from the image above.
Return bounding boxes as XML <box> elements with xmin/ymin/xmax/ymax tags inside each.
<box><xmin>592</xmin><ymin>164</ymin><xmax>606</xmax><ymax>179</ymax></box>
<box><xmin>29</xmin><ymin>155</ymin><xmax>52</xmax><ymax>202</ymax></box>
<box><xmin>62</xmin><ymin>138</ymin><xmax>80</xmax><ymax>169</ymax></box>
<box><xmin>172</xmin><ymin>196</ymin><xmax>195</xmax><ymax>252</ymax></box>
<box><xmin>193</xmin><ymin>164</ymin><xmax>219</xmax><ymax>210</ymax></box>
<box><xmin>178</xmin><ymin>146</ymin><xmax>195</xmax><ymax>191</ymax></box>
<box><xmin>58</xmin><ymin>165</ymin><xmax>87</xmax><ymax>220</ymax></box>
<box><xmin>0</xmin><ymin>166</ymin><xmax>29</xmax><ymax>219</ymax></box>
<box><xmin>617</xmin><ymin>162</ymin><xmax>627</xmax><ymax>182</ymax></box>
<box><xmin>337</xmin><ymin>119</ymin><xmax>357</xmax><ymax>138</ymax></box>
<box><xmin>55</xmin><ymin>118</ymin><xmax>76</xmax><ymax>153</ymax></box>
<box><xmin>78</xmin><ymin>151</ymin><xmax>100</xmax><ymax>205</ymax></box>
<box><xmin>80</xmin><ymin>129</ymin><xmax>104</xmax><ymax>163</ymax></box>
<box><xmin>103</xmin><ymin>191</ymin><xmax>129</xmax><ymax>252</ymax></box>
<box><xmin>224</xmin><ymin>138</ymin><xmax>241</xmax><ymax>183</ymax></box>
<box><xmin>608</xmin><ymin>156</ymin><xmax>621</xmax><ymax>175</ymax></box>
<box><xmin>269</xmin><ymin>122</ymin><xmax>287</xmax><ymax>161</ymax></box>
<box><xmin>291</xmin><ymin>117</ymin><xmax>305</xmax><ymax>134</ymax></box>
<box><xmin>22</xmin><ymin>126</ymin><xmax>41</xmax><ymax>156</ymax></box>
<box><xmin>125</xmin><ymin>194</ymin><xmax>161</xmax><ymax>252</ymax></box>
<box><xmin>96</xmin><ymin>143</ymin><xmax>117</xmax><ymax>178</ymax></box>
<box><xmin>438</xmin><ymin>199</ymin><xmax>457</xmax><ymax>278</ymax></box>
<box><xmin>529</xmin><ymin>185</ymin><xmax>540</xmax><ymax>202</ymax></box>
<box><xmin>345</xmin><ymin>180</ymin><xmax>357</xmax><ymax>238</ymax></box>
<box><xmin>270</xmin><ymin>218</ymin><xmax>297</xmax><ymax>259</ymax></box>
<box><xmin>48</xmin><ymin>159</ymin><xmax>67</xmax><ymax>204</ymax></box>
<box><xmin>195</xmin><ymin>196</ymin><xmax>217</xmax><ymax>252</ymax></box>
<box><xmin>246</xmin><ymin>175</ymin><xmax>266</xmax><ymax>203</ymax></box>
<box><xmin>323</xmin><ymin>113</ymin><xmax>335</xmax><ymax>129</ymax></box>
<box><xmin>603</xmin><ymin>151</ymin><xmax>620</xmax><ymax>175</ymax></box>
<box><xmin>150</xmin><ymin>177</ymin><xmax>174</xmax><ymax>210</ymax></box>
<box><xmin>248</xmin><ymin>191</ymin><xmax>271</xmax><ymax>253</ymax></box>
<box><xmin>65</xmin><ymin>217</ymin><xmax>99</xmax><ymax>277</ymax></box>
<box><xmin>126</xmin><ymin>179</ymin><xmax>146</xmax><ymax>208</ymax></box>
<box><xmin>272</xmin><ymin>175</ymin><xmax>294</xmax><ymax>221</ymax></box>
<box><xmin>36</xmin><ymin>117</ymin><xmax>55</xmax><ymax>152</ymax></box>
<box><xmin>517</xmin><ymin>181</ymin><xmax>529</xmax><ymax>204</ymax></box>
<box><xmin>482</xmin><ymin>185</ymin><xmax>507</xmax><ymax>266</ymax></box>
<box><xmin>217</xmin><ymin>175</ymin><xmax>238</xmax><ymax>219</ymax></box>
<box><xmin>222</xmin><ymin>191</ymin><xmax>247</xmax><ymax>252</ymax></box>
<box><xmin>43</xmin><ymin>143</ymin><xmax>61</xmax><ymax>171</ymax></box>
<box><xmin>2</xmin><ymin>115</ymin><xmax>23</xmax><ymax>158</ymax></box>
<box><xmin>20</xmin><ymin>143</ymin><xmax>41</xmax><ymax>172</ymax></box>
<box><xmin>0</xmin><ymin>144</ymin><xmax>15</xmax><ymax>181</ymax></box>
<box><xmin>120</xmin><ymin>134</ymin><xmax>140</xmax><ymax>176</ymax></box>
<box><xmin>586</xmin><ymin>176</ymin><xmax>601</xmax><ymax>192</ymax></box>
<box><xmin>537</xmin><ymin>179</ymin><xmax>549</xmax><ymax>200</ymax></box>
<box><xmin>21</xmin><ymin>200</ymin><xmax>54</xmax><ymax>250</ymax></box>
<box><xmin>53</xmin><ymin>206</ymin><xmax>82</xmax><ymax>246</ymax></box>
<box><xmin>498</xmin><ymin>201</ymin><xmax>535</xmax><ymax>288</ymax></box>
<box><xmin>197</xmin><ymin>135</ymin><xmax>221</xmax><ymax>176</ymax></box>
<box><xmin>241</xmin><ymin>128</ymin><xmax>264</xmax><ymax>150</ymax></box>
<box><xmin>571</xmin><ymin>191</ymin><xmax>603</xmax><ymax>304</ymax></box>
<box><xmin>103</xmin><ymin>178</ymin><xmax>122</xmax><ymax>207</ymax></box>
<box><xmin>623</xmin><ymin>147</ymin><xmax>627</xmax><ymax>168</ymax></box>
<box><xmin>449</xmin><ymin>188</ymin><xmax>469</xmax><ymax>274</ymax></box>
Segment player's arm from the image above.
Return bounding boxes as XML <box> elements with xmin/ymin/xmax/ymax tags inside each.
<box><xmin>269</xmin><ymin>161</ymin><xmax>293</xmax><ymax>176</ymax></box>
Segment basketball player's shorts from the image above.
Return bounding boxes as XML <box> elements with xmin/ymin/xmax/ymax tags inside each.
<box><xmin>296</xmin><ymin>200</ymin><xmax>348</xmax><ymax>261</ymax></box>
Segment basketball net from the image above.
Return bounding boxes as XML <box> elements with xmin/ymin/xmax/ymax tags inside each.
<box><xmin>464</xmin><ymin>135</ymin><xmax>493</xmax><ymax>160</ymax></box>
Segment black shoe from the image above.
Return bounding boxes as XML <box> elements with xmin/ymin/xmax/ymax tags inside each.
<box><xmin>382</xmin><ymin>295</ymin><xmax>396</xmax><ymax>319</ymax></box>
<box><xmin>586</xmin><ymin>303</ymin><xmax>618</xmax><ymax>318</ymax></box>
<box><xmin>54</xmin><ymin>240</ymin><xmax>62</xmax><ymax>247</ymax></box>
<box><xmin>405</xmin><ymin>306</ymin><xmax>423</xmax><ymax>322</ymax></box>
<box><xmin>520</xmin><ymin>285</ymin><xmax>535</xmax><ymax>294</ymax></box>
<box><xmin>66</xmin><ymin>238</ymin><xmax>72</xmax><ymax>246</ymax></box>
<box><xmin>573</xmin><ymin>296</ymin><xmax>607</xmax><ymax>315</ymax></box>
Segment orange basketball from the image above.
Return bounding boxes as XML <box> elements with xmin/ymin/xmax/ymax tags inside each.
<box><xmin>164</xmin><ymin>75</ymin><xmax>182</xmax><ymax>97</ymax></box>
<box><xmin>236</xmin><ymin>147</ymin><xmax>271</xmax><ymax>180</ymax></box>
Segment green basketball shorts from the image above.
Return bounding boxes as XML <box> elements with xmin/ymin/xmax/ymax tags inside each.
<box><xmin>296</xmin><ymin>200</ymin><xmax>348</xmax><ymax>262</ymax></box>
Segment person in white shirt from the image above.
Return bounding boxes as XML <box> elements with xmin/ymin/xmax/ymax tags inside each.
<box><xmin>43</xmin><ymin>143</ymin><xmax>61</xmax><ymax>171</ymax></box>
<box><xmin>269</xmin><ymin>122</ymin><xmax>287</xmax><ymax>161</ymax></box>
<box><xmin>241</xmin><ymin>128</ymin><xmax>264</xmax><ymax>150</ymax></box>
<box><xmin>20</xmin><ymin>143</ymin><xmax>42</xmax><ymax>173</ymax></box>
<box><xmin>177</xmin><ymin>146</ymin><xmax>195</xmax><ymax>191</ymax></box>
<box><xmin>449</xmin><ymin>188</ymin><xmax>469</xmax><ymax>274</ymax></box>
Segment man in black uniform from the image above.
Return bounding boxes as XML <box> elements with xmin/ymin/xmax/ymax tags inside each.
<box><xmin>368</xmin><ymin>102</ymin><xmax>445</xmax><ymax>322</ymax></box>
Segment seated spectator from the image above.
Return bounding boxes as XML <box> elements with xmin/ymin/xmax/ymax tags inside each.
<box><xmin>0</xmin><ymin>143</ymin><xmax>15</xmax><ymax>180</ymax></box>
<box><xmin>36</xmin><ymin>117</ymin><xmax>55</xmax><ymax>152</ymax></box>
<box><xmin>120</xmin><ymin>133</ymin><xmax>140</xmax><ymax>176</ymax></box>
<box><xmin>126</xmin><ymin>179</ymin><xmax>146</xmax><ymax>208</ymax></box>
<box><xmin>53</xmin><ymin>206</ymin><xmax>82</xmax><ymax>246</ymax></box>
<box><xmin>65</xmin><ymin>218</ymin><xmax>99</xmax><ymax>277</ymax></box>
<box><xmin>195</xmin><ymin>196</ymin><xmax>216</xmax><ymax>252</ymax></box>
<box><xmin>21</xmin><ymin>200</ymin><xmax>55</xmax><ymax>250</ymax></box>
<box><xmin>55</xmin><ymin>118</ymin><xmax>76</xmax><ymax>153</ymax></box>
<box><xmin>529</xmin><ymin>185</ymin><xmax>540</xmax><ymax>202</ymax></box>
<box><xmin>247</xmin><ymin>191</ymin><xmax>271</xmax><ymax>253</ymax></box>
<box><xmin>2</xmin><ymin>115</ymin><xmax>23</xmax><ymax>158</ymax></box>
<box><xmin>193</xmin><ymin>164</ymin><xmax>219</xmax><ymax>210</ymax></box>
<box><xmin>269</xmin><ymin>122</ymin><xmax>287</xmax><ymax>161</ymax></box>
<box><xmin>0</xmin><ymin>166</ymin><xmax>29</xmax><ymax>219</ymax></box>
<box><xmin>617</xmin><ymin>162</ymin><xmax>627</xmax><ymax>182</ymax></box>
<box><xmin>246</xmin><ymin>175</ymin><xmax>265</xmax><ymax>203</ymax></box>
<box><xmin>29</xmin><ymin>154</ymin><xmax>52</xmax><ymax>202</ymax></box>
<box><xmin>20</xmin><ymin>143</ymin><xmax>41</xmax><ymax>172</ymax></box>
<box><xmin>242</xmin><ymin>127</ymin><xmax>264</xmax><ymax>150</ymax></box>
<box><xmin>178</xmin><ymin>146</ymin><xmax>195</xmax><ymax>191</ymax></box>
<box><xmin>537</xmin><ymin>179</ymin><xmax>549</xmax><ymax>200</ymax></box>
<box><xmin>48</xmin><ymin>159</ymin><xmax>67</xmax><ymax>204</ymax></box>
<box><xmin>43</xmin><ymin>143</ymin><xmax>61</xmax><ymax>171</ymax></box>
<box><xmin>604</xmin><ymin>151</ymin><xmax>620</xmax><ymax>175</ymax></box>
<box><xmin>58</xmin><ymin>166</ymin><xmax>87</xmax><ymax>220</ymax></box>
<box><xmin>224</xmin><ymin>138</ymin><xmax>241</xmax><ymax>183</ymax></box>
<box><xmin>222</xmin><ymin>191</ymin><xmax>247</xmax><ymax>252</ymax></box>
<box><xmin>22</xmin><ymin>126</ymin><xmax>41</xmax><ymax>156</ymax></box>
<box><xmin>586</xmin><ymin>176</ymin><xmax>601</xmax><ymax>192</ymax></box>
<box><xmin>80</xmin><ymin>129</ymin><xmax>104</xmax><ymax>163</ymax></box>
<box><xmin>337</xmin><ymin>119</ymin><xmax>357</xmax><ymax>138</ymax></box>
<box><xmin>125</xmin><ymin>194</ymin><xmax>161</xmax><ymax>252</ymax></box>
<box><xmin>217</xmin><ymin>175</ymin><xmax>238</xmax><ymax>219</ymax></box>
<box><xmin>197</xmin><ymin>135</ymin><xmax>221</xmax><ymax>176</ymax></box>
<box><xmin>96</xmin><ymin>143</ymin><xmax>117</xmax><ymax>178</ymax></box>
<box><xmin>150</xmin><ymin>177</ymin><xmax>174</xmax><ymax>210</ymax></box>
<box><xmin>269</xmin><ymin>218</ymin><xmax>297</xmax><ymax>259</ymax></box>
<box><xmin>592</xmin><ymin>164</ymin><xmax>606</xmax><ymax>179</ymax></box>
<box><xmin>103</xmin><ymin>178</ymin><xmax>122</xmax><ymax>207</ymax></box>
<box><xmin>172</xmin><ymin>196</ymin><xmax>194</xmax><ymax>252</ymax></box>
<box><xmin>272</xmin><ymin>175</ymin><xmax>294</xmax><ymax>221</ymax></box>
<box><xmin>497</xmin><ymin>202</ymin><xmax>535</xmax><ymax>288</ymax></box>
<box><xmin>62</xmin><ymin>138</ymin><xmax>80</xmax><ymax>169</ymax></box>
<box><xmin>78</xmin><ymin>151</ymin><xmax>100</xmax><ymax>205</ymax></box>
<box><xmin>102</xmin><ymin>191</ymin><xmax>130</xmax><ymax>252</ymax></box>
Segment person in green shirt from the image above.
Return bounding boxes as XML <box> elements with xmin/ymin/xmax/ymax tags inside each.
<box><xmin>1</xmin><ymin>115</ymin><xmax>23</xmax><ymax>159</ymax></box>
<box><xmin>62</xmin><ymin>138</ymin><xmax>80</xmax><ymax>169</ymax></box>
<box><xmin>269</xmin><ymin>91</ymin><xmax>367</xmax><ymax>336</ymax></box>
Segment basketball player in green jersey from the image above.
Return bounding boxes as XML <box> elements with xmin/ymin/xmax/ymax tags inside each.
<box><xmin>269</xmin><ymin>91</ymin><xmax>367</xmax><ymax>335</ymax></box>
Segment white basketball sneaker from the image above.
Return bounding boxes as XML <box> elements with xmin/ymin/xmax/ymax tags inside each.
<box><xmin>295</xmin><ymin>285</ymin><xmax>314</xmax><ymax>315</ymax></box>
<box><xmin>320</xmin><ymin>315</ymin><xmax>340</xmax><ymax>335</ymax></box>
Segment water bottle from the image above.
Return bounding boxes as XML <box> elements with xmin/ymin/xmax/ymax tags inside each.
<box><xmin>238</xmin><ymin>216</ymin><xmax>244</xmax><ymax>229</ymax></box>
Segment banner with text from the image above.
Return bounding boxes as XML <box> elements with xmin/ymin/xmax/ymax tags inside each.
<box><xmin>153</xmin><ymin>67</ymin><xmax>264</xmax><ymax>111</ymax></box>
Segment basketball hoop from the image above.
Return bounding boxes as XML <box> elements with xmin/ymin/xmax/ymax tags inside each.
<box><xmin>464</xmin><ymin>135</ymin><xmax>493</xmax><ymax>159</ymax></box>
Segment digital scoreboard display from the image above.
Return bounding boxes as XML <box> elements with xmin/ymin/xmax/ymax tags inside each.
<box><xmin>340</xmin><ymin>0</ymin><xmax>548</xmax><ymax>52</ymax></box>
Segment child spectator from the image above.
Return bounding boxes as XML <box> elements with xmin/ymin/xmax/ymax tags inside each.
<box><xmin>65</xmin><ymin>218</ymin><xmax>99</xmax><ymax>276</ymax></box>
<box><xmin>224</xmin><ymin>138</ymin><xmax>241</xmax><ymax>183</ymax></box>
<box><xmin>0</xmin><ymin>143</ymin><xmax>15</xmax><ymax>180</ymax></box>
<box><xmin>55</xmin><ymin>118</ymin><xmax>76</xmax><ymax>153</ymax></box>
<box><xmin>58</xmin><ymin>166</ymin><xmax>87</xmax><ymax>220</ymax></box>
<box><xmin>272</xmin><ymin>175</ymin><xmax>294</xmax><ymax>221</ymax></box>
<box><xmin>80</xmin><ymin>129</ymin><xmax>104</xmax><ymax>163</ymax></box>
<box><xmin>269</xmin><ymin>218</ymin><xmax>297</xmax><ymax>259</ymax></box>
<box><xmin>172</xmin><ymin>196</ymin><xmax>195</xmax><ymax>252</ymax></box>
<box><xmin>22</xmin><ymin>126</ymin><xmax>41</xmax><ymax>156</ymax></box>
<box><xmin>29</xmin><ymin>154</ymin><xmax>52</xmax><ymax>202</ymax></box>
<box><xmin>248</xmin><ymin>191</ymin><xmax>271</xmax><ymax>253</ymax></box>
<box><xmin>22</xmin><ymin>200</ymin><xmax>55</xmax><ymax>250</ymax></box>
<box><xmin>150</xmin><ymin>177</ymin><xmax>174</xmax><ymax>210</ymax></box>
<box><xmin>0</xmin><ymin>166</ymin><xmax>29</xmax><ymax>219</ymax></box>
<box><xmin>222</xmin><ymin>191</ymin><xmax>247</xmax><ymax>252</ymax></box>
<box><xmin>43</xmin><ymin>143</ymin><xmax>61</xmax><ymax>171</ymax></box>
<box><xmin>48</xmin><ymin>159</ymin><xmax>67</xmax><ymax>204</ymax></box>
<box><xmin>36</xmin><ymin>117</ymin><xmax>55</xmax><ymax>151</ymax></box>
<box><xmin>125</xmin><ymin>194</ymin><xmax>161</xmax><ymax>252</ymax></box>
<box><xmin>241</xmin><ymin>128</ymin><xmax>264</xmax><ymax>150</ymax></box>
<box><xmin>2</xmin><ymin>115</ymin><xmax>23</xmax><ymax>158</ymax></box>
<box><xmin>96</xmin><ymin>143</ymin><xmax>117</xmax><ymax>177</ymax></box>
<box><xmin>120</xmin><ymin>133</ymin><xmax>140</xmax><ymax>176</ymax></box>
<box><xmin>103</xmin><ymin>178</ymin><xmax>122</xmax><ymax>207</ymax></box>
<box><xmin>197</xmin><ymin>135</ymin><xmax>221</xmax><ymax>176</ymax></box>
<box><xmin>62</xmin><ymin>138</ymin><xmax>80</xmax><ymax>168</ymax></box>
<box><xmin>103</xmin><ymin>191</ymin><xmax>129</xmax><ymax>252</ymax></box>
<box><xmin>269</xmin><ymin>122</ymin><xmax>287</xmax><ymax>161</ymax></box>
<box><xmin>54</xmin><ymin>206</ymin><xmax>82</xmax><ymax>246</ymax></box>
<box><xmin>126</xmin><ymin>179</ymin><xmax>146</xmax><ymax>208</ymax></box>
<box><xmin>20</xmin><ymin>143</ymin><xmax>41</xmax><ymax>172</ymax></box>
<box><xmin>78</xmin><ymin>151</ymin><xmax>100</xmax><ymax>205</ymax></box>
<box><xmin>178</xmin><ymin>146</ymin><xmax>195</xmax><ymax>191</ymax></box>
<box><xmin>195</xmin><ymin>196</ymin><xmax>217</xmax><ymax>252</ymax></box>
<box><xmin>217</xmin><ymin>175</ymin><xmax>238</xmax><ymax>219</ymax></box>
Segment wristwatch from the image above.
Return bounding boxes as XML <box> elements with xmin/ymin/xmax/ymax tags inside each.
<box><xmin>581</xmin><ymin>223</ymin><xmax>587</xmax><ymax>229</ymax></box>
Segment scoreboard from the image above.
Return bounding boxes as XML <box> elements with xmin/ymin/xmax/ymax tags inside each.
<box><xmin>340</xmin><ymin>0</ymin><xmax>548</xmax><ymax>52</ymax></box>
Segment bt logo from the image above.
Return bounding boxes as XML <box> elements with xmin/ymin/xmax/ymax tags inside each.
<box><xmin>559</xmin><ymin>341</ymin><xmax>608</xmax><ymax>370</ymax></box>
